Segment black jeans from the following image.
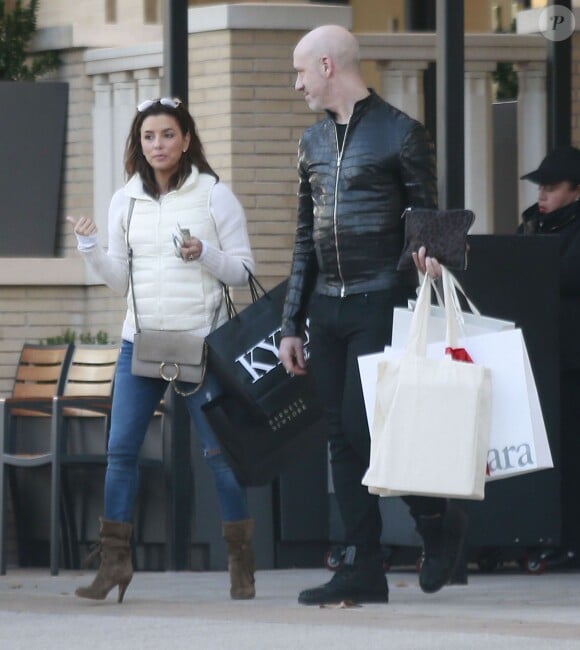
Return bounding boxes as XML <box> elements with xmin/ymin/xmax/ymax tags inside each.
<box><xmin>307</xmin><ymin>289</ymin><xmax>446</xmax><ymax>549</ymax></box>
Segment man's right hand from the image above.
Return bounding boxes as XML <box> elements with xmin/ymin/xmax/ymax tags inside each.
<box><xmin>412</xmin><ymin>245</ymin><xmax>442</xmax><ymax>279</ymax></box>
<box><xmin>279</xmin><ymin>336</ymin><xmax>308</xmax><ymax>376</ymax></box>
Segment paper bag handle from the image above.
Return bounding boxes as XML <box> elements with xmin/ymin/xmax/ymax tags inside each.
<box><xmin>442</xmin><ymin>266</ymin><xmax>463</xmax><ymax>349</ymax></box>
<box><xmin>405</xmin><ymin>272</ymin><xmax>433</xmax><ymax>355</ymax></box>
<box><xmin>429</xmin><ymin>272</ymin><xmax>480</xmax><ymax>317</ymax></box>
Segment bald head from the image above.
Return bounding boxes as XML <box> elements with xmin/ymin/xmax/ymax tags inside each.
<box><xmin>293</xmin><ymin>24</ymin><xmax>368</xmax><ymax>121</ymax></box>
<box><xmin>295</xmin><ymin>25</ymin><xmax>360</xmax><ymax>73</ymax></box>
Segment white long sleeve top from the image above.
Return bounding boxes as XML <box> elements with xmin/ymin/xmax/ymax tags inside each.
<box><xmin>75</xmin><ymin>169</ymin><xmax>254</xmax><ymax>342</ymax></box>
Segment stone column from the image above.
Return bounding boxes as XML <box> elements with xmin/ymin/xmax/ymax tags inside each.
<box><xmin>111</xmin><ymin>72</ymin><xmax>138</xmax><ymax>190</ymax></box>
<box><xmin>135</xmin><ymin>70</ymin><xmax>161</xmax><ymax>106</ymax></box>
<box><xmin>515</xmin><ymin>62</ymin><xmax>547</xmax><ymax>216</ymax></box>
<box><xmin>92</xmin><ymin>77</ymin><xmax>114</xmax><ymax>232</ymax></box>
<box><xmin>379</xmin><ymin>61</ymin><xmax>429</xmax><ymax>123</ymax></box>
<box><xmin>464</xmin><ymin>63</ymin><xmax>495</xmax><ymax>233</ymax></box>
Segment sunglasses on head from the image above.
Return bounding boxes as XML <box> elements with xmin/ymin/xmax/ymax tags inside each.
<box><xmin>137</xmin><ymin>97</ymin><xmax>182</xmax><ymax>112</ymax></box>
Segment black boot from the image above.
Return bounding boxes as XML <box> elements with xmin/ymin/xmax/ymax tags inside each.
<box><xmin>416</xmin><ymin>503</ymin><xmax>468</xmax><ymax>594</ymax></box>
<box><xmin>298</xmin><ymin>546</ymin><xmax>388</xmax><ymax>605</ymax></box>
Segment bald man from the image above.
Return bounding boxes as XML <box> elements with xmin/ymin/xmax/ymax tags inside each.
<box><xmin>279</xmin><ymin>25</ymin><xmax>466</xmax><ymax>606</ymax></box>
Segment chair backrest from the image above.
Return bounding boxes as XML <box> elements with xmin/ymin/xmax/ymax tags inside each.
<box><xmin>11</xmin><ymin>344</ymin><xmax>73</xmax><ymax>400</ymax></box>
<box><xmin>61</xmin><ymin>344</ymin><xmax>119</xmax><ymax>417</ymax></box>
<box><xmin>63</xmin><ymin>344</ymin><xmax>119</xmax><ymax>398</ymax></box>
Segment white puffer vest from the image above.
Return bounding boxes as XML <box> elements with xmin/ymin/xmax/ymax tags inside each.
<box><xmin>123</xmin><ymin>168</ymin><xmax>222</xmax><ymax>337</ymax></box>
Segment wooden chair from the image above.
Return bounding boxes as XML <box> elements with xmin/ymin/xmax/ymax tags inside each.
<box><xmin>49</xmin><ymin>344</ymin><xmax>120</xmax><ymax>573</ymax></box>
<box><xmin>0</xmin><ymin>343</ymin><xmax>118</xmax><ymax>575</ymax></box>
<box><xmin>0</xmin><ymin>343</ymin><xmax>73</xmax><ymax>574</ymax></box>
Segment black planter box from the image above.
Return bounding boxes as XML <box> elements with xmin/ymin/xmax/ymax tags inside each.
<box><xmin>0</xmin><ymin>82</ymin><xmax>68</xmax><ymax>257</ymax></box>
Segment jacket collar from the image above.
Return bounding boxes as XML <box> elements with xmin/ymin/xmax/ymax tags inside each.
<box><xmin>124</xmin><ymin>165</ymin><xmax>200</xmax><ymax>200</ymax></box>
<box><xmin>325</xmin><ymin>88</ymin><xmax>376</xmax><ymax>124</ymax></box>
<box><xmin>521</xmin><ymin>199</ymin><xmax>580</xmax><ymax>234</ymax></box>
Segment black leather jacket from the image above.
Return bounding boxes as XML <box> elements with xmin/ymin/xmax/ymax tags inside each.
<box><xmin>281</xmin><ymin>91</ymin><xmax>437</xmax><ymax>338</ymax></box>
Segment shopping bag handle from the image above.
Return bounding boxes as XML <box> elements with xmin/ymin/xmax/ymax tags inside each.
<box><xmin>406</xmin><ymin>266</ymin><xmax>465</xmax><ymax>355</ymax></box>
<box><xmin>429</xmin><ymin>272</ymin><xmax>480</xmax><ymax>316</ymax></box>
<box><xmin>405</xmin><ymin>272</ymin><xmax>433</xmax><ymax>355</ymax></box>
<box><xmin>222</xmin><ymin>264</ymin><xmax>268</xmax><ymax>320</ymax></box>
<box><xmin>442</xmin><ymin>266</ymin><xmax>464</xmax><ymax>349</ymax></box>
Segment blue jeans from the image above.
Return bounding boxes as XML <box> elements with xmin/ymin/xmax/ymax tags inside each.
<box><xmin>104</xmin><ymin>340</ymin><xmax>249</xmax><ymax>523</ymax></box>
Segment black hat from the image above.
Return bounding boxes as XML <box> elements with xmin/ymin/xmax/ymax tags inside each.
<box><xmin>521</xmin><ymin>145</ymin><xmax>580</xmax><ymax>185</ymax></box>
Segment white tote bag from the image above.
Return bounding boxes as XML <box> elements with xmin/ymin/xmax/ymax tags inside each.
<box><xmin>361</xmin><ymin>268</ymin><xmax>492</xmax><ymax>500</ymax></box>
<box><xmin>393</xmin><ymin>270</ymin><xmax>552</xmax><ymax>480</ymax></box>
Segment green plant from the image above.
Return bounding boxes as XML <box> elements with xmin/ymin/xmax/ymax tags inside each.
<box><xmin>0</xmin><ymin>0</ymin><xmax>60</xmax><ymax>80</ymax></box>
<box><xmin>491</xmin><ymin>19</ymin><xmax>518</xmax><ymax>103</ymax></box>
<box><xmin>492</xmin><ymin>61</ymin><xmax>518</xmax><ymax>102</ymax></box>
<box><xmin>40</xmin><ymin>329</ymin><xmax>110</xmax><ymax>345</ymax></box>
<box><xmin>80</xmin><ymin>330</ymin><xmax>110</xmax><ymax>345</ymax></box>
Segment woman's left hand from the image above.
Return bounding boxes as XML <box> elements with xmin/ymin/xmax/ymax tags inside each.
<box><xmin>181</xmin><ymin>236</ymin><xmax>203</xmax><ymax>262</ymax></box>
<box><xmin>412</xmin><ymin>246</ymin><xmax>442</xmax><ymax>279</ymax></box>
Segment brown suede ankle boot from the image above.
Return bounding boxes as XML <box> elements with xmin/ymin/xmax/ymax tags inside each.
<box><xmin>222</xmin><ymin>518</ymin><xmax>256</xmax><ymax>600</ymax></box>
<box><xmin>75</xmin><ymin>517</ymin><xmax>133</xmax><ymax>603</ymax></box>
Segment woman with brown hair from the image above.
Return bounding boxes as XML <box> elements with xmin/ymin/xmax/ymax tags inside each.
<box><xmin>67</xmin><ymin>97</ymin><xmax>256</xmax><ymax>602</ymax></box>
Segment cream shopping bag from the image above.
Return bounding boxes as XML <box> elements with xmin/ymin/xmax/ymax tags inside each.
<box><xmin>361</xmin><ymin>268</ymin><xmax>492</xmax><ymax>500</ymax></box>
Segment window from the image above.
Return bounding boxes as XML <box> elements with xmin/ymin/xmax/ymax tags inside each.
<box><xmin>105</xmin><ymin>0</ymin><xmax>117</xmax><ymax>23</ymax></box>
<box><xmin>144</xmin><ymin>0</ymin><xmax>161</xmax><ymax>24</ymax></box>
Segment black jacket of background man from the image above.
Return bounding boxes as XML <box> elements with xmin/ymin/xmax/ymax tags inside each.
<box><xmin>519</xmin><ymin>199</ymin><xmax>580</xmax><ymax>370</ymax></box>
<box><xmin>281</xmin><ymin>90</ymin><xmax>438</xmax><ymax>339</ymax></box>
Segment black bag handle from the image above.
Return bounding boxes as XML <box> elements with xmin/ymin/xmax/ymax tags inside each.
<box><xmin>222</xmin><ymin>264</ymin><xmax>268</xmax><ymax>319</ymax></box>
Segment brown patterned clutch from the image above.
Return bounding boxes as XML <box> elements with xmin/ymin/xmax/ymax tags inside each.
<box><xmin>397</xmin><ymin>207</ymin><xmax>475</xmax><ymax>271</ymax></box>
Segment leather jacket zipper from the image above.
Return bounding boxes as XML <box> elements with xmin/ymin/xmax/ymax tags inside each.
<box><xmin>333</xmin><ymin>120</ymin><xmax>350</xmax><ymax>297</ymax></box>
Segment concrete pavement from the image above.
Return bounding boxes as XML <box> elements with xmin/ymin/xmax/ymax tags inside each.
<box><xmin>0</xmin><ymin>567</ymin><xmax>579</xmax><ymax>649</ymax></box>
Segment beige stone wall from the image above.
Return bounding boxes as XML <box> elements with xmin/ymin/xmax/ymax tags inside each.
<box><xmin>37</xmin><ymin>0</ymin><xmax>106</xmax><ymax>27</ymax></box>
<box><xmin>37</xmin><ymin>0</ymin><xmax>160</xmax><ymax>30</ymax></box>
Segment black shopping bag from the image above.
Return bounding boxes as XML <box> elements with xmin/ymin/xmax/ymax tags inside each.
<box><xmin>202</xmin><ymin>371</ymin><xmax>329</xmax><ymax>486</ymax></box>
<box><xmin>204</xmin><ymin>275</ymin><xmax>329</xmax><ymax>485</ymax></box>
<box><xmin>205</xmin><ymin>277</ymin><xmax>316</xmax><ymax>415</ymax></box>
